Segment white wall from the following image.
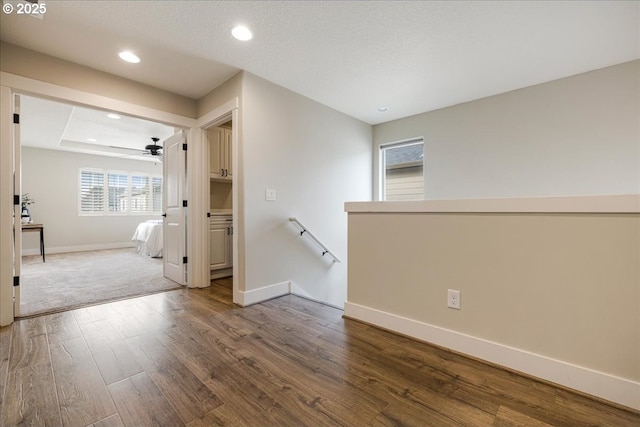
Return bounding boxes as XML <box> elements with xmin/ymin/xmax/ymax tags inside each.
<box><xmin>241</xmin><ymin>73</ymin><xmax>371</xmax><ymax>307</ymax></box>
<box><xmin>373</xmin><ymin>60</ymin><xmax>640</xmax><ymax>199</ymax></box>
<box><xmin>21</xmin><ymin>147</ymin><xmax>163</xmax><ymax>254</ymax></box>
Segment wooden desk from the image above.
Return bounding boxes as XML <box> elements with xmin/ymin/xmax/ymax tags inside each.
<box><xmin>22</xmin><ymin>223</ymin><xmax>45</xmax><ymax>262</ymax></box>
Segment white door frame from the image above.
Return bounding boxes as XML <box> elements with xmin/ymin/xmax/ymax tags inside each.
<box><xmin>0</xmin><ymin>85</ymin><xmax>16</xmax><ymax>326</ymax></box>
<box><xmin>196</xmin><ymin>98</ymin><xmax>240</xmax><ymax>304</ymax></box>
<box><xmin>12</xmin><ymin>94</ymin><xmax>22</xmax><ymax>316</ymax></box>
<box><xmin>0</xmin><ymin>72</ymin><xmax>197</xmax><ymax>326</ymax></box>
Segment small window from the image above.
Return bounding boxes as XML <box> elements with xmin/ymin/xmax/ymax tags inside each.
<box><xmin>130</xmin><ymin>174</ymin><xmax>151</xmax><ymax>213</ymax></box>
<box><xmin>380</xmin><ymin>139</ymin><xmax>424</xmax><ymax>201</ymax></box>
<box><xmin>152</xmin><ymin>177</ymin><xmax>163</xmax><ymax>212</ymax></box>
<box><xmin>108</xmin><ymin>173</ymin><xmax>128</xmax><ymax>213</ymax></box>
<box><xmin>79</xmin><ymin>170</ymin><xmax>104</xmax><ymax>213</ymax></box>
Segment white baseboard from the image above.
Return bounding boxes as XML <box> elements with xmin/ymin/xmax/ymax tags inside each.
<box><xmin>237</xmin><ymin>281</ymin><xmax>291</xmax><ymax>307</ymax></box>
<box><xmin>344</xmin><ymin>301</ymin><xmax>640</xmax><ymax>411</ymax></box>
<box><xmin>235</xmin><ymin>281</ymin><xmax>345</xmax><ymax>311</ymax></box>
<box><xmin>22</xmin><ymin>242</ymin><xmax>135</xmax><ymax>256</ymax></box>
<box><xmin>210</xmin><ymin>268</ymin><xmax>232</xmax><ymax>280</ymax></box>
<box><xmin>290</xmin><ymin>281</ymin><xmax>344</xmax><ymax>310</ymax></box>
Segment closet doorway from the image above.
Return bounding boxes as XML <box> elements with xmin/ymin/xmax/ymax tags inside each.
<box><xmin>206</xmin><ymin>119</ymin><xmax>234</xmax><ymax>284</ymax></box>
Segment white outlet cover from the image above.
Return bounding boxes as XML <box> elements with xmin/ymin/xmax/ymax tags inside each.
<box><xmin>448</xmin><ymin>289</ymin><xmax>461</xmax><ymax>310</ymax></box>
<box><xmin>265</xmin><ymin>189</ymin><xmax>276</xmax><ymax>201</ymax></box>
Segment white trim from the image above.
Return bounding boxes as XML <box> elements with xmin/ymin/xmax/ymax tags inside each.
<box><xmin>0</xmin><ymin>72</ymin><xmax>196</xmax><ymax>128</ymax></box>
<box><xmin>237</xmin><ymin>281</ymin><xmax>291</xmax><ymax>307</ymax></box>
<box><xmin>196</xmin><ymin>98</ymin><xmax>239</xmax><ymax>128</ymax></box>
<box><xmin>21</xmin><ymin>242</ymin><xmax>135</xmax><ymax>256</ymax></box>
<box><xmin>344</xmin><ymin>301</ymin><xmax>640</xmax><ymax>411</ymax></box>
<box><xmin>345</xmin><ymin>194</ymin><xmax>640</xmax><ymax>213</ymax></box>
<box><xmin>0</xmin><ymin>85</ymin><xmax>14</xmax><ymax>326</ymax></box>
<box><xmin>196</xmin><ymin>98</ymin><xmax>240</xmax><ymax>304</ymax></box>
<box><xmin>290</xmin><ymin>282</ymin><xmax>343</xmax><ymax>310</ymax></box>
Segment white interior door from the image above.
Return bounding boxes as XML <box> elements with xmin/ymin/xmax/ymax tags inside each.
<box><xmin>13</xmin><ymin>94</ymin><xmax>22</xmax><ymax>317</ymax></box>
<box><xmin>163</xmin><ymin>131</ymin><xmax>186</xmax><ymax>285</ymax></box>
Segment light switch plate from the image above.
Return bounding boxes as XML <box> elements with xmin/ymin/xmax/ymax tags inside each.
<box><xmin>265</xmin><ymin>189</ymin><xmax>276</xmax><ymax>201</ymax></box>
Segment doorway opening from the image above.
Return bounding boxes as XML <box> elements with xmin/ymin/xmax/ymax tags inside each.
<box><xmin>16</xmin><ymin>94</ymin><xmax>183</xmax><ymax>317</ymax></box>
<box><xmin>204</xmin><ymin>116</ymin><xmax>235</xmax><ymax>287</ymax></box>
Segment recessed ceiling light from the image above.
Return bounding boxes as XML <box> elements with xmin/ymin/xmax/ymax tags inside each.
<box><xmin>86</xmin><ymin>138</ymin><xmax>97</xmax><ymax>142</ymax></box>
<box><xmin>107</xmin><ymin>113</ymin><xmax>121</xmax><ymax>119</ymax></box>
<box><xmin>118</xmin><ymin>50</ymin><xmax>140</xmax><ymax>63</ymax></box>
<box><xmin>377</xmin><ymin>106</ymin><xmax>389</xmax><ymax>112</ymax></box>
<box><xmin>231</xmin><ymin>25</ymin><xmax>253</xmax><ymax>41</ymax></box>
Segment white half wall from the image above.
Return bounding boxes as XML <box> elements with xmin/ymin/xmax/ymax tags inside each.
<box><xmin>21</xmin><ymin>147</ymin><xmax>163</xmax><ymax>253</ymax></box>
<box><xmin>345</xmin><ymin>201</ymin><xmax>640</xmax><ymax>410</ymax></box>
<box><xmin>241</xmin><ymin>73</ymin><xmax>372</xmax><ymax>308</ymax></box>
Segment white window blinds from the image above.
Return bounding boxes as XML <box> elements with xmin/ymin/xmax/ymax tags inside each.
<box><xmin>152</xmin><ymin>177</ymin><xmax>162</xmax><ymax>212</ymax></box>
<box><xmin>79</xmin><ymin>168</ymin><xmax>162</xmax><ymax>215</ymax></box>
<box><xmin>108</xmin><ymin>173</ymin><xmax>129</xmax><ymax>213</ymax></box>
<box><xmin>80</xmin><ymin>170</ymin><xmax>104</xmax><ymax>213</ymax></box>
<box><xmin>130</xmin><ymin>174</ymin><xmax>151</xmax><ymax>213</ymax></box>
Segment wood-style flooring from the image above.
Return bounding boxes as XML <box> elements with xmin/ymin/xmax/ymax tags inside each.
<box><xmin>1</xmin><ymin>278</ymin><xmax>638</xmax><ymax>426</ymax></box>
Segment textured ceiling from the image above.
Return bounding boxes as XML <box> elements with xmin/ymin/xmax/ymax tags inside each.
<box><xmin>20</xmin><ymin>95</ymin><xmax>175</xmax><ymax>161</ymax></box>
<box><xmin>1</xmin><ymin>1</ymin><xmax>639</xmax><ymax>124</ymax></box>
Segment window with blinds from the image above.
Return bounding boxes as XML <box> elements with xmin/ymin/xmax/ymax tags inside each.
<box><xmin>80</xmin><ymin>170</ymin><xmax>105</xmax><ymax>213</ymax></box>
<box><xmin>152</xmin><ymin>177</ymin><xmax>162</xmax><ymax>212</ymax></box>
<box><xmin>130</xmin><ymin>174</ymin><xmax>150</xmax><ymax>213</ymax></box>
<box><xmin>108</xmin><ymin>173</ymin><xmax>128</xmax><ymax>213</ymax></box>
<box><xmin>79</xmin><ymin>168</ymin><xmax>162</xmax><ymax>215</ymax></box>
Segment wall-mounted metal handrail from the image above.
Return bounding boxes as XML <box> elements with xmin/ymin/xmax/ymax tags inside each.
<box><xmin>289</xmin><ymin>217</ymin><xmax>341</xmax><ymax>263</ymax></box>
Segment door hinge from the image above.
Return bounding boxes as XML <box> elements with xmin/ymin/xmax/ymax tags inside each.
<box><xmin>14</xmin><ymin>195</ymin><xmax>20</xmax><ymax>206</ymax></box>
<box><xmin>207</xmin><ymin>212</ymin><xmax>211</xmax><ymax>218</ymax></box>
<box><xmin>182</xmin><ymin>200</ymin><xmax>188</xmax><ymax>207</ymax></box>
<box><xmin>13</xmin><ymin>113</ymin><xmax>19</xmax><ymax>124</ymax></box>
<box><xmin>183</xmin><ymin>256</ymin><xmax>188</xmax><ymax>264</ymax></box>
<box><xmin>13</xmin><ymin>276</ymin><xmax>19</xmax><ymax>287</ymax></box>
<box><xmin>182</xmin><ymin>143</ymin><xmax>187</xmax><ymax>151</ymax></box>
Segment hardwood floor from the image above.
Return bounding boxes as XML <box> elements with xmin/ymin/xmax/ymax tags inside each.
<box><xmin>1</xmin><ymin>278</ymin><xmax>638</xmax><ymax>426</ymax></box>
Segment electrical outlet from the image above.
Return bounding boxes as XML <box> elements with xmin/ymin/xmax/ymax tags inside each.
<box><xmin>447</xmin><ymin>289</ymin><xmax>461</xmax><ymax>310</ymax></box>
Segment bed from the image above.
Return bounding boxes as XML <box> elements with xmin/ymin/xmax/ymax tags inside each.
<box><xmin>131</xmin><ymin>220</ymin><xmax>163</xmax><ymax>257</ymax></box>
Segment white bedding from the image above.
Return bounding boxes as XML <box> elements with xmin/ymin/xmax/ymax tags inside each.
<box><xmin>131</xmin><ymin>220</ymin><xmax>163</xmax><ymax>257</ymax></box>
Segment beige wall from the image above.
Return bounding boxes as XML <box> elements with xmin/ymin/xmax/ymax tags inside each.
<box><xmin>242</xmin><ymin>72</ymin><xmax>372</xmax><ymax>306</ymax></box>
<box><xmin>197</xmin><ymin>71</ymin><xmax>243</xmax><ymax>117</ymax></box>
<box><xmin>373</xmin><ymin>60</ymin><xmax>640</xmax><ymax>199</ymax></box>
<box><xmin>347</xmin><ymin>212</ymin><xmax>640</xmax><ymax>382</ymax></box>
<box><xmin>21</xmin><ymin>147</ymin><xmax>163</xmax><ymax>252</ymax></box>
<box><xmin>1</xmin><ymin>42</ymin><xmax>197</xmax><ymax>118</ymax></box>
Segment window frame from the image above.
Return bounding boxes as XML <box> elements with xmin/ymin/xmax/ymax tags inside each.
<box><xmin>78</xmin><ymin>168</ymin><xmax>163</xmax><ymax>216</ymax></box>
<box><xmin>379</xmin><ymin>138</ymin><xmax>424</xmax><ymax>201</ymax></box>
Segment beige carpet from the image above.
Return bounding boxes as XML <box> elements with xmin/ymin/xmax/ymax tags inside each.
<box><xmin>20</xmin><ymin>248</ymin><xmax>182</xmax><ymax>317</ymax></box>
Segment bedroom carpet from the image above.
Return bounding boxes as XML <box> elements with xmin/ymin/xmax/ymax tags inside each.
<box><xmin>19</xmin><ymin>248</ymin><xmax>182</xmax><ymax>317</ymax></box>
